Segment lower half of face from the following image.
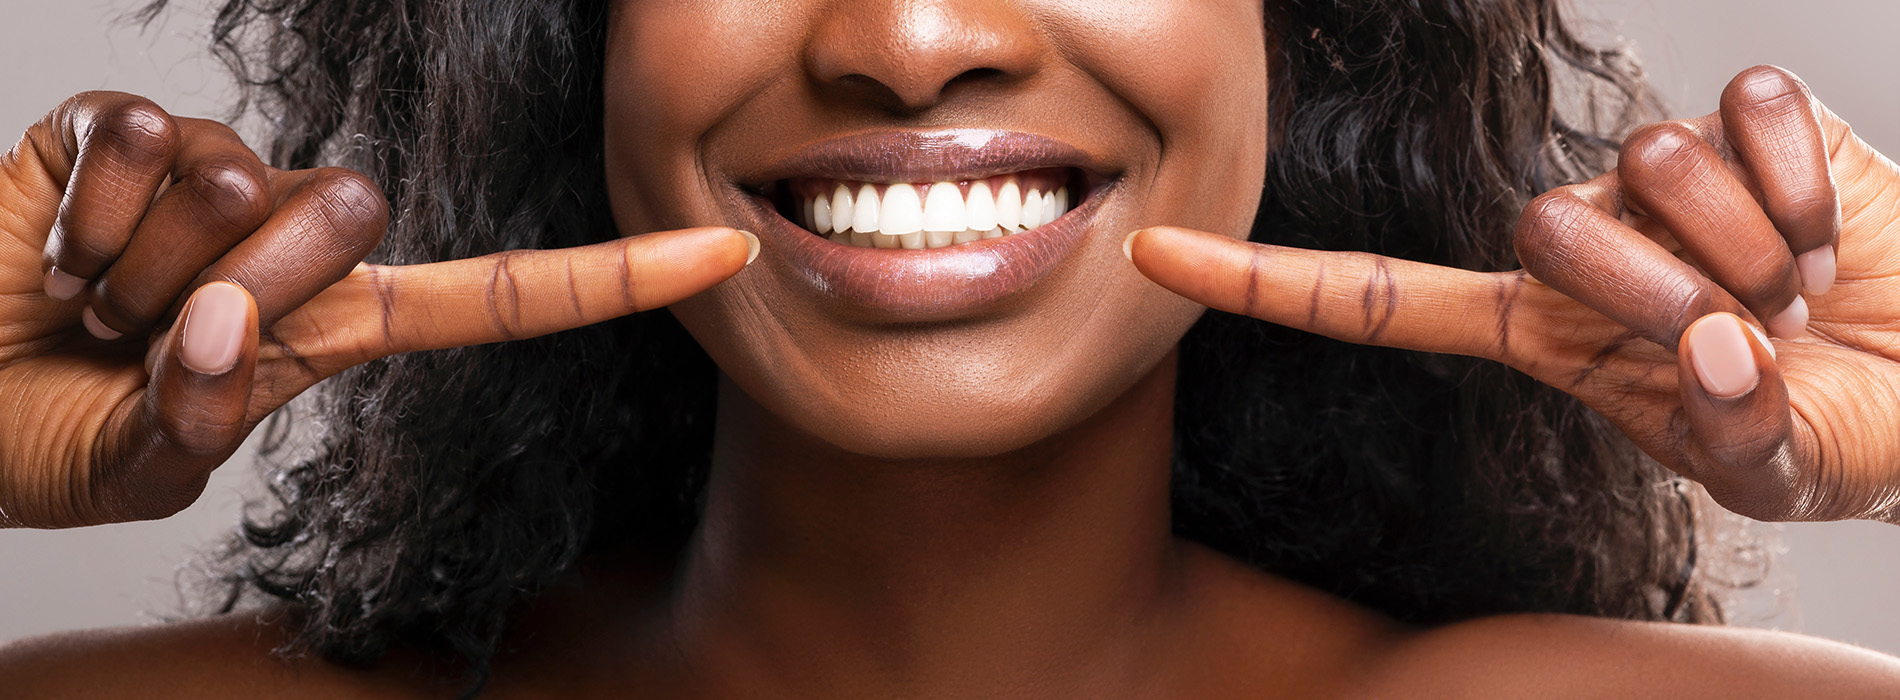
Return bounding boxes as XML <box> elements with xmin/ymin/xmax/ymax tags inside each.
<box><xmin>603</xmin><ymin>0</ymin><xmax>1269</xmax><ymax>459</ymax></box>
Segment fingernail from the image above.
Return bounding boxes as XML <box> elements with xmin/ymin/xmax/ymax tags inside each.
<box><xmin>1796</xmin><ymin>246</ymin><xmax>1836</xmax><ymax>295</ymax></box>
<box><xmin>740</xmin><ymin>230</ymin><xmax>760</xmax><ymax>265</ymax></box>
<box><xmin>44</xmin><ymin>267</ymin><xmax>86</xmax><ymax>301</ymax></box>
<box><xmin>1688</xmin><ymin>314</ymin><xmax>1759</xmax><ymax>398</ymax></box>
<box><xmin>1765</xmin><ymin>295</ymin><xmax>1809</xmax><ymax>338</ymax></box>
<box><xmin>180</xmin><ymin>282</ymin><xmax>249</xmax><ymax>375</ymax></box>
<box><xmin>1122</xmin><ymin>230</ymin><xmax>1142</xmax><ymax>261</ymax></box>
<box><xmin>1745</xmin><ymin>322</ymin><xmax>1776</xmax><ymax>361</ymax></box>
<box><xmin>81</xmin><ymin>306</ymin><xmax>122</xmax><ymax>340</ymax></box>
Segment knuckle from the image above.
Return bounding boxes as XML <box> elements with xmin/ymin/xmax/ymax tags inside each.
<box><xmin>1512</xmin><ymin>189</ymin><xmax>1585</xmax><ymax>271</ymax></box>
<box><xmin>88</xmin><ymin>97</ymin><xmax>178</xmax><ymax>164</ymax></box>
<box><xmin>1723</xmin><ymin>65</ymin><xmax>1809</xmax><ymax>118</ymax></box>
<box><xmin>1664</xmin><ymin>283</ymin><xmax>1724</xmax><ymax>346</ymax></box>
<box><xmin>154</xmin><ymin>396</ymin><xmax>244</xmax><ymax>458</ymax></box>
<box><xmin>307</xmin><ymin>167</ymin><xmax>391</xmax><ymax>250</ymax></box>
<box><xmin>1620</xmin><ymin>122</ymin><xmax>1704</xmax><ymax>183</ymax></box>
<box><xmin>179</xmin><ymin>156</ymin><xmax>272</xmax><ymax>233</ymax></box>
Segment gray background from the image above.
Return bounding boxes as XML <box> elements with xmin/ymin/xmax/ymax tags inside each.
<box><xmin>2</xmin><ymin>0</ymin><xmax>1898</xmax><ymax>651</ymax></box>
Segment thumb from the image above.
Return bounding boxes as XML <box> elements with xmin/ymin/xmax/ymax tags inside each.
<box><xmin>1124</xmin><ymin>225</ymin><xmax>1520</xmax><ymax>360</ymax></box>
<box><xmin>1673</xmin><ymin>312</ymin><xmax>1817</xmax><ymax>521</ymax></box>
<box><xmin>93</xmin><ymin>281</ymin><xmax>259</xmax><ymax>523</ymax></box>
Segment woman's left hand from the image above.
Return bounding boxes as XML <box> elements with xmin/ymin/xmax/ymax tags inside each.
<box><xmin>1127</xmin><ymin>65</ymin><xmax>1900</xmax><ymax>523</ymax></box>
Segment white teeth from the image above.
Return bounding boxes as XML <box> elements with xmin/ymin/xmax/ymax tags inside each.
<box><xmin>922</xmin><ymin>182</ymin><xmax>965</xmax><ymax>232</ymax></box>
<box><xmin>879</xmin><ymin>183</ymin><xmax>923</xmax><ymax>236</ymax></box>
<box><xmin>853</xmin><ymin>183</ymin><xmax>881</xmax><ymax>234</ymax></box>
<box><xmin>795</xmin><ymin>175</ymin><xmax>1076</xmax><ymax>250</ymax></box>
<box><xmin>965</xmin><ymin>181</ymin><xmax>997</xmax><ymax>232</ymax></box>
<box><xmin>995</xmin><ymin>180</ymin><xmax>1022</xmax><ymax>230</ymax></box>
<box><xmin>830</xmin><ymin>185</ymin><xmax>854</xmax><ymax>234</ymax></box>
<box><xmin>813</xmin><ymin>195</ymin><xmax>831</xmax><ymax>234</ymax></box>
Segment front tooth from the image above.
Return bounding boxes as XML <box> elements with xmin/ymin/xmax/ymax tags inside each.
<box><xmin>853</xmin><ymin>184</ymin><xmax>881</xmax><ymax>234</ymax></box>
<box><xmin>899</xmin><ymin>231</ymin><xmax>925</xmax><ymax>249</ymax></box>
<box><xmin>830</xmin><ymin>185</ymin><xmax>855</xmax><ymax>234</ymax></box>
<box><xmin>982</xmin><ymin>227</ymin><xmax>1005</xmax><ymax>239</ymax></box>
<box><xmin>1022</xmin><ymin>188</ymin><xmax>1044</xmax><ymax>229</ymax></box>
<box><xmin>922</xmin><ymin>182</ymin><xmax>966</xmax><ymax>232</ymax></box>
<box><xmin>926</xmin><ymin>229</ymin><xmax>955</xmax><ymax>248</ymax></box>
<box><xmin>995</xmin><ymin>180</ymin><xmax>1022</xmax><ymax>230</ymax></box>
<box><xmin>880</xmin><ymin>183</ymin><xmax>923</xmax><ymax>235</ymax></box>
<box><xmin>1041</xmin><ymin>190</ymin><xmax>1058</xmax><ymax>226</ymax></box>
<box><xmin>953</xmin><ymin>229</ymin><xmax>983</xmax><ymax>244</ymax></box>
<box><xmin>1054</xmin><ymin>187</ymin><xmax>1069</xmax><ymax>217</ymax></box>
<box><xmin>850</xmin><ymin>231</ymin><xmax>873</xmax><ymax>247</ymax></box>
<box><xmin>965</xmin><ymin>181</ymin><xmax>997</xmax><ymax>232</ymax></box>
<box><xmin>813</xmin><ymin>195</ymin><xmax>832</xmax><ymax>234</ymax></box>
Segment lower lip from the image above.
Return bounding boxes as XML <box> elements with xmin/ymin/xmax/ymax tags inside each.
<box><xmin>744</xmin><ymin>183</ymin><xmax>1111</xmax><ymax>319</ymax></box>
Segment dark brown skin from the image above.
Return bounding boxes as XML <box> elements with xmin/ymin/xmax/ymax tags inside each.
<box><xmin>3</xmin><ymin>1</ymin><xmax>1900</xmax><ymax>698</ymax></box>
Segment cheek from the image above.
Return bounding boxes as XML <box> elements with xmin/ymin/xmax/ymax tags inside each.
<box><xmin>602</xmin><ymin>2</ymin><xmax>799</xmax><ymax>231</ymax></box>
<box><xmin>1042</xmin><ymin>0</ymin><xmax>1269</xmax><ymax>238</ymax></box>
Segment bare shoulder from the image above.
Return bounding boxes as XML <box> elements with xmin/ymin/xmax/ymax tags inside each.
<box><xmin>1363</xmin><ymin>612</ymin><xmax>1900</xmax><ymax>699</ymax></box>
<box><xmin>0</xmin><ymin>612</ymin><xmax>456</xmax><ymax>700</ymax></box>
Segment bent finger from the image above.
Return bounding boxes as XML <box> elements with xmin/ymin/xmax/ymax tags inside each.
<box><xmin>1618</xmin><ymin>121</ymin><xmax>1805</xmax><ymax>337</ymax></box>
<box><xmin>182</xmin><ymin>166</ymin><xmax>388</xmax><ymax>331</ymax></box>
<box><xmin>37</xmin><ymin>92</ymin><xmax>181</xmax><ymax>299</ymax></box>
<box><xmin>87</xmin><ymin>118</ymin><xmax>274</xmax><ymax>338</ymax></box>
<box><xmin>1515</xmin><ymin>184</ymin><xmax>1749</xmax><ymax>352</ymax></box>
<box><xmin>281</xmin><ymin>226</ymin><xmax>757</xmax><ymax>371</ymax></box>
<box><xmin>1124</xmin><ymin>225</ymin><xmax>1518</xmax><ymax>361</ymax></box>
<box><xmin>1720</xmin><ymin>66</ymin><xmax>1840</xmax><ymax>294</ymax></box>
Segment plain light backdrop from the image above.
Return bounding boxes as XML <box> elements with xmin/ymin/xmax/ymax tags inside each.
<box><xmin>2</xmin><ymin>0</ymin><xmax>1898</xmax><ymax>654</ymax></box>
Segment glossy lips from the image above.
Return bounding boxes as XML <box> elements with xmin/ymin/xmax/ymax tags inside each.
<box><xmin>740</xmin><ymin>130</ymin><xmax>1114</xmax><ymax>319</ymax></box>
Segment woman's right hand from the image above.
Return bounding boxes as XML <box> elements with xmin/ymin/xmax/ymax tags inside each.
<box><xmin>0</xmin><ymin>92</ymin><xmax>755</xmax><ymax>529</ymax></box>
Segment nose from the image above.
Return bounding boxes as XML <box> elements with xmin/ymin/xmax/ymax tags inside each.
<box><xmin>804</xmin><ymin>0</ymin><xmax>1043</xmax><ymax>113</ymax></box>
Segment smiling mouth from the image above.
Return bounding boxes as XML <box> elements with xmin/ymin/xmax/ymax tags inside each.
<box><xmin>733</xmin><ymin>129</ymin><xmax>1113</xmax><ymax>318</ymax></box>
<box><xmin>769</xmin><ymin>168</ymin><xmax>1084</xmax><ymax>250</ymax></box>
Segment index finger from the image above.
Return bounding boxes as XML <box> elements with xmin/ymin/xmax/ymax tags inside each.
<box><xmin>1124</xmin><ymin>225</ymin><xmax>1522</xmax><ymax>362</ymax></box>
<box><xmin>273</xmin><ymin>226</ymin><xmax>757</xmax><ymax>371</ymax></box>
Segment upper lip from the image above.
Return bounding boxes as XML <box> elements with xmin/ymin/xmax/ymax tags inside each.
<box><xmin>739</xmin><ymin>128</ymin><xmax>1111</xmax><ymax>186</ymax></box>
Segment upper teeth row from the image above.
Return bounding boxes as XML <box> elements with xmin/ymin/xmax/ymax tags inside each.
<box><xmin>799</xmin><ymin>179</ymin><xmax>1072</xmax><ymax>249</ymax></box>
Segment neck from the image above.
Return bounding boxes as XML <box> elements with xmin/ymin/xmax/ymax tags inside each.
<box><xmin>669</xmin><ymin>352</ymin><xmax>1183</xmax><ymax>697</ymax></box>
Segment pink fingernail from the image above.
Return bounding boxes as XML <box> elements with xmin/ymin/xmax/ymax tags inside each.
<box><xmin>1796</xmin><ymin>246</ymin><xmax>1836</xmax><ymax>295</ymax></box>
<box><xmin>44</xmin><ymin>267</ymin><xmax>86</xmax><ymax>301</ymax></box>
<box><xmin>740</xmin><ymin>230</ymin><xmax>760</xmax><ymax>265</ymax></box>
<box><xmin>1122</xmin><ymin>230</ymin><xmax>1142</xmax><ymax>261</ymax></box>
<box><xmin>180</xmin><ymin>282</ymin><xmax>249</xmax><ymax>375</ymax></box>
<box><xmin>1688</xmin><ymin>314</ymin><xmax>1759</xmax><ymax>398</ymax></box>
<box><xmin>1765</xmin><ymin>296</ymin><xmax>1809</xmax><ymax>338</ymax></box>
<box><xmin>81</xmin><ymin>307</ymin><xmax>122</xmax><ymax>340</ymax></box>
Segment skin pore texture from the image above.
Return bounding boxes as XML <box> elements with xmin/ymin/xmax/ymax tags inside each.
<box><xmin>7</xmin><ymin>0</ymin><xmax>1900</xmax><ymax>698</ymax></box>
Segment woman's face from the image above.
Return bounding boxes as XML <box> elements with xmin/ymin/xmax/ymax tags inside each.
<box><xmin>603</xmin><ymin>0</ymin><xmax>1268</xmax><ymax>459</ymax></box>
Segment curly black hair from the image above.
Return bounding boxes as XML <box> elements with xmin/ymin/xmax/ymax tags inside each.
<box><xmin>142</xmin><ymin>0</ymin><xmax>1725</xmax><ymax>693</ymax></box>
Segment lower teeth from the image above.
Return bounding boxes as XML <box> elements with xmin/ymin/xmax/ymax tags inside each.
<box><xmin>832</xmin><ymin>227</ymin><xmax>1020</xmax><ymax>250</ymax></box>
